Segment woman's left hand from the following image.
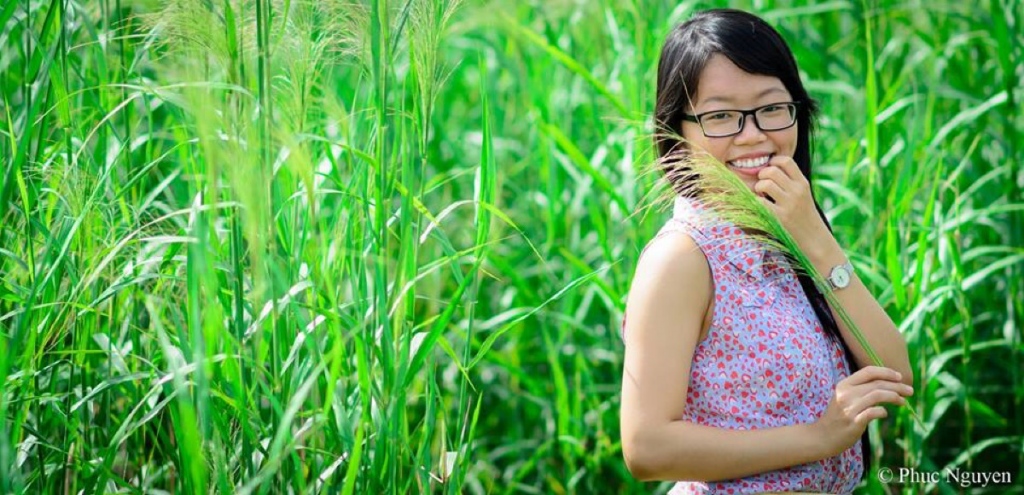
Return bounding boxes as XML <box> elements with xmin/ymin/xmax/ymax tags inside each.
<box><xmin>753</xmin><ymin>155</ymin><xmax>832</xmax><ymax>253</ymax></box>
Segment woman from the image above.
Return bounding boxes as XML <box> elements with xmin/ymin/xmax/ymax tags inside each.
<box><xmin>619</xmin><ymin>9</ymin><xmax>914</xmax><ymax>494</ymax></box>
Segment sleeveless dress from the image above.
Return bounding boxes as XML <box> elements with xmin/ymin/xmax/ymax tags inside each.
<box><xmin>622</xmin><ymin>195</ymin><xmax>863</xmax><ymax>494</ymax></box>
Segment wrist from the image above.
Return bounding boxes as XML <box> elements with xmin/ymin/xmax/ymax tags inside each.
<box><xmin>803</xmin><ymin>230</ymin><xmax>838</xmax><ymax>259</ymax></box>
<box><xmin>802</xmin><ymin>421</ymin><xmax>837</xmax><ymax>460</ymax></box>
<box><xmin>802</xmin><ymin>235</ymin><xmax>846</xmax><ymax>275</ymax></box>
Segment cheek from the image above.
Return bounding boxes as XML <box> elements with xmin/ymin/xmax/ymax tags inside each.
<box><xmin>777</xmin><ymin>127</ymin><xmax>798</xmax><ymax>155</ymax></box>
<box><xmin>682</xmin><ymin>132</ymin><xmax>729</xmax><ymax>161</ymax></box>
<box><xmin>709</xmin><ymin>142</ymin><xmax>732</xmax><ymax>163</ymax></box>
<box><xmin>680</xmin><ymin>125</ymin><xmax>705</xmax><ymax>149</ymax></box>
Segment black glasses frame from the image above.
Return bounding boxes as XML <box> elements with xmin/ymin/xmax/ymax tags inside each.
<box><xmin>682</xmin><ymin>101</ymin><xmax>800</xmax><ymax>138</ymax></box>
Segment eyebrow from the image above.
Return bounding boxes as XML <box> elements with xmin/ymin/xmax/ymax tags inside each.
<box><xmin>698</xmin><ymin>87</ymin><xmax>788</xmax><ymax>107</ymax></box>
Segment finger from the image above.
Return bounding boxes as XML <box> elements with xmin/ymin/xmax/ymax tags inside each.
<box><xmin>849</xmin><ymin>380</ymin><xmax>915</xmax><ymax>398</ymax></box>
<box><xmin>756</xmin><ymin>164</ymin><xmax>790</xmax><ymax>185</ymax></box>
<box><xmin>843</xmin><ymin>366</ymin><xmax>903</xmax><ymax>387</ymax></box>
<box><xmin>768</xmin><ymin>155</ymin><xmax>802</xmax><ymax>181</ymax></box>
<box><xmin>754</xmin><ymin>179</ymin><xmax>786</xmax><ymax>202</ymax></box>
<box><xmin>851</xmin><ymin>389</ymin><xmax>907</xmax><ymax>413</ymax></box>
<box><xmin>855</xmin><ymin>406</ymin><xmax>887</xmax><ymax>426</ymax></box>
<box><xmin>757</xmin><ymin>196</ymin><xmax>777</xmax><ymax>209</ymax></box>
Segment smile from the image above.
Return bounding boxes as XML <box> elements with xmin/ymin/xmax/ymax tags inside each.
<box><xmin>728</xmin><ymin>154</ymin><xmax>773</xmax><ymax>169</ymax></box>
<box><xmin>726</xmin><ymin>154</ymin><xmax>774</xmax><ymax>177</ymax></box>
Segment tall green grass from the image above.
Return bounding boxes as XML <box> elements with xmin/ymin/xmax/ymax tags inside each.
<box><xmin>0</xmin><ymin>0</ymin><xmax>1021</xmax><ymax>493</ymax></box>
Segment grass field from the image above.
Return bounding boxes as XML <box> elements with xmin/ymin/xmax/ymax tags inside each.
<box><xmin>1</xmin><ymin>0</ymin><xmax>1022</xmax><ymax>493</ymax></box>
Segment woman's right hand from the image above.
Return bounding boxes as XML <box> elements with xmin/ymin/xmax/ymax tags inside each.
<box><xmin>814</xmin><ymin>366</ymin><xmax>914</xmax><ymax>457</ymax></box>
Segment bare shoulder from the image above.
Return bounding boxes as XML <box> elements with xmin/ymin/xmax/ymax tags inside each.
<box><xmin>631</xmin><ymin>230</ymin><xmax>711</xmax><ymax>299</ymax></box>
<box><xmin>624</xmin><ymin>230</ymin><xmax>712</xmax><ymax>342</ymax></box>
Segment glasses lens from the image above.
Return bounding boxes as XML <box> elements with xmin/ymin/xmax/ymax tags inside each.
<box><xmin>755</xmin><ymin>104</ymin><xmax>796</xmax><ymax>130</ymax></box>
<box><xmin>699</xmin><ymin>111</ymin><xmax>742</xmax><ymax>137</ymax></box>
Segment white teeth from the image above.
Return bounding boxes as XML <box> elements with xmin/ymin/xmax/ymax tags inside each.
<box><xmin>729</xmin><ymin>155</ymin><xmax>771</xmax><ymax>169</ymax></box>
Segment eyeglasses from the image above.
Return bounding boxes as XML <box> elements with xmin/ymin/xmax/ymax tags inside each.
<box><xmin>682</xmin><ymin>102</ymin><xmax>799</xmax><ymax>138</ymax></box>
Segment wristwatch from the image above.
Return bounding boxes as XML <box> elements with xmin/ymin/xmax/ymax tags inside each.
<box><xmin>827</xmin><ymin>261</ymin><xmax>854</xmax><ymax>290</ymax></box>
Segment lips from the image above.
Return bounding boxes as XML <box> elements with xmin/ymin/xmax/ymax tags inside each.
<box><xmin>727</xmin><ymin>153</ymin><xmax>774</xmax><ymax>176</ymax></box>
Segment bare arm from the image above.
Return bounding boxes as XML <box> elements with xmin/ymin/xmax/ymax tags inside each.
<box><xmin>804</xmin><ymin>235</ymin><xmax>913</xmax><ymax>387</ymax></box>
<box><xmin>619</xmin><ymin>232</ymin><xmax>912</xmax><ymax>482</ymax></box>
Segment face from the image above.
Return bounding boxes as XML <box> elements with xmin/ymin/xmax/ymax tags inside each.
<box><xmin>680</xmin><ymin>53</ymin><xmax>798</xmax><ymax>193</ymax></box>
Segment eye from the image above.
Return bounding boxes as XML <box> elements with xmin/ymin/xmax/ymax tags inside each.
<box><xmin>704</xmin><ymin>112</ymin><xmax>734</xmax><ymax>121</ymax></box>
<box><xmin>760</xmin><ymin>105</ymin><xmax>786</xmax><ymax>113</ymax></box>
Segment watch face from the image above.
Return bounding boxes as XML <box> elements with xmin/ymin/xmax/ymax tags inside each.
<box><xmin>834</xmin><ymin>267</ymin><xmax>850</xmax><ymax>287</ymax></box>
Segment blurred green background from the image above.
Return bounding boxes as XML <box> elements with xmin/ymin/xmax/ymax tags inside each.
<box><xmin>1</xmin><ymin>0</ymin><xmax>1021</xmax><ymax>493</ymax></box>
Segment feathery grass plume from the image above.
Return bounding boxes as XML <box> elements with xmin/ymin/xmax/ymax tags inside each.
<box><xmin>139</xmin><ymin>0</ymin><xmax>259</xmax><ymax>82</ymax></box>
<box><xmin>271</xmin><ymin>0</ymin><xmax>366</xmax><ymax>217</ymax></box>
<box><xmin>313</xmin><ymin>0</ymin><xmax>372</xmax><ymax>65</ymax></box>
<box><xmin>655</xmin><ymin>143</ymin><xmax>885</xmax><ymax>369</ymax></box>
<box><xmin>408</xmin><ymin>0</ymin><xmax>463</xmax><ymax>120</ymax></box>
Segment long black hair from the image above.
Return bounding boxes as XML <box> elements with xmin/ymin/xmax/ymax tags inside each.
<box><xmin>653</xmin><ymin>8</ymin><xmax>870</xmax><ymax>475</ymax></box>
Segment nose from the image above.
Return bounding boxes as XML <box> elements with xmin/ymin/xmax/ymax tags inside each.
<box><xmin>734</xmin><ymin>113</ymin><xmax>766</xmax><ymax>144</ymax></box>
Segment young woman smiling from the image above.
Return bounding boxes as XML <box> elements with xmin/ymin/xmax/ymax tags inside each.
<box><xmin>619</xmin><ymin>9</ymin><xmax>913</xmax><ymax>494</ymax></box>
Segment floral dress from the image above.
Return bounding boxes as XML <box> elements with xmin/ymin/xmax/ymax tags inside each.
<box><xmin>622</xmin><ymin>196</ymin><xmax>863</xmax><ymax>494</ymax></box>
